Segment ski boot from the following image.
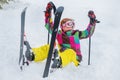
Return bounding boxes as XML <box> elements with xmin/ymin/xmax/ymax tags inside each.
<box><xmin>51</xmin><ymin>49</ymin><xmax>62</xmax><ymax>68</ymax></box>
<box><xmin>24</xmin><ymin>41</ymin><xmax>35</xmax><ymax>61</ymax></box>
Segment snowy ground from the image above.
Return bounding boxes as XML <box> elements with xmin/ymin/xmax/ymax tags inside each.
<box><xmin>0</xmin><ymin>0</ymin><xmax>120</xmax><ymax>80</ymax></box>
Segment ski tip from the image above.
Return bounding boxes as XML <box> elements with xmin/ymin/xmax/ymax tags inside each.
<box><xmin>55</xmin><ymin>6</ymin><xmax>64</xmax><ymax>15</ymax></box>
<box><xmin>58</xmin><ymin>6</ymin><xmax>64</xmax><ymax>11</ymax></box>
<box><xmin>49</xmin><ymin>1</ymin><xmax>54</xmax><ymax>5</ymax></box>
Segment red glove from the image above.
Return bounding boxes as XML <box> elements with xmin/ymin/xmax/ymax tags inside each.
<box><xmin>45</xmin><ymin>11</ymin><xmax>51</xmax><ymax>18</ymax></box>
<box><xmin>45</xmin><ymin>3</ymin><xmax>52</xmax><ymax>18</ymax></box>
<box><xmin>46</xmin><ymin>3</ymin><xmax>52</xmax><ymax>11</ymax></box>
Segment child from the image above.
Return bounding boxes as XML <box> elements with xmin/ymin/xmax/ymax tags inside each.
<box><xmin>25</xmin><ymin>5</ymin><xmax>97</xmax><ymax>68</ymax></box>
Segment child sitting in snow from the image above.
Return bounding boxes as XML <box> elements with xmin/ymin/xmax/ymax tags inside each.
<box><xmin>24</xmin><ymin>4</ymin><xmax>97</xmax><ymax>68</ymax></box>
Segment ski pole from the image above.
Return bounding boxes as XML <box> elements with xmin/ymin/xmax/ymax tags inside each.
<box><xmin>88</xmin><ymin>36</ymin><xmax>91</xmax><ymax>65</ymax></box>
<box><xmin>88</xmin><ymin>19</ymin><xmax>100</xmax><ymax>65</ymax></box>
<box><xmin>47</xmin><ymin>18</ymin><xmax>50</xmax><ymax>44</ymax></box>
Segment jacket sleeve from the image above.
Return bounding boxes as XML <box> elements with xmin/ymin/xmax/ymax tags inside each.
<box><xmin>79</xmin><ymin>23</ymin><xmax>96</xmax><ymax>39</ymax></box>
<box><xmin>45</xmin><ymin>17</ymin><xmax>54</xmax><ymax>34</ymax></box>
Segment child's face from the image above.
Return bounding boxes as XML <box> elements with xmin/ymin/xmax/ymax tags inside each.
<box><xmin>62</xmin><ymin>20</ymin><xmax>75</xmax><ymax>32</ymax></box>
<box><xmin>62</xmin><ymin>26</ymin><xmax>73</xmax><ymax>32</ymax></box>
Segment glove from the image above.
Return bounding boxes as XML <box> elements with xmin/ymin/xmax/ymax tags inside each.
<box><xmin>46</xmin><ymin>3</ymin><xmax>52</xmax><ymax>11</ymax></box>
<box><xmin>45</xmin><ymin>3</ymin><xmax>53</xmax><ymax>18</ymax></box>
<box><xmin>88</xmin><ymin>10</ymin><xmax>96</xmax><ymax>24</ymax></box>
<box><xmin>45</xmin><ymin>11</ymin><xmax>51</xmax><ymax>18</ymax></box>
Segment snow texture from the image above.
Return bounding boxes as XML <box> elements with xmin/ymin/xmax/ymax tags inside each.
<box><xmin>0</xmin><ymin>0</ymin><xmax>120</xmax><ymax>80</ymax></box>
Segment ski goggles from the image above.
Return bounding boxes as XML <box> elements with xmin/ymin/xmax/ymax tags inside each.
<box><xmin>62</xmin><ymin>20</ymin><xmax>75</xmax><ymax>28</ymax></box>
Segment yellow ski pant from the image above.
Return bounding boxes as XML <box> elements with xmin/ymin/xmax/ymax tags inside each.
<box><xmin>32</xmin><ymin>44</ymin><xmax>79</xmax><ymax>67</ymax></box>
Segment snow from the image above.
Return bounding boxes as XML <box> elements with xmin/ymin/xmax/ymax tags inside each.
<box><xmin>0</xmin><ymin>0</ymin><xmax>120</xmax><ymax>80</ymax></box>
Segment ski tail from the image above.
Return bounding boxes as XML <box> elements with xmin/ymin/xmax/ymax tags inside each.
<box><xmin>43</xmin><ymin>6</ymin><xmax>64</xmax><ymax>78</ymax></box>
<box><xmin>19</xmin><ymin>7</ymin><xmax>27</xmax><ymax>70</ymax></box>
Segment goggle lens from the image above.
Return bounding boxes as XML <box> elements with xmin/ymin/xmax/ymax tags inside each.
<box><xmin>62</xmin><ymin>21</ymin><xmax>75</xmax><ymax>28</ymax></box>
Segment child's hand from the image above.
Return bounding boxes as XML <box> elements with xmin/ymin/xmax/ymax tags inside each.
<box><xmin>88</xmin><ymin>10</ymin><xmax>96</xmax><ymax>24</ymax></box>
<box><xmin>45</xmin><ymin>11</ymin><xmax>51</xmax><ymax>18</ymax></box>
<box><xmin>88</xmin><ymin>10</ymin><xmax>96</xmax><ymax>19</ymax></box>
<box><xmin>46</xmin><ymin>3</ymin><xmax>52</xmax><ymax>11</ymax></box>
<box><xmin>88</xmin><ymin>10</ymin><xmax>100</xmax><ymax>24</ymax></box>
<box><xmin>45</xmin><ymin>3</ymin><xmax>52</xmax><ymax>18</ymax></box>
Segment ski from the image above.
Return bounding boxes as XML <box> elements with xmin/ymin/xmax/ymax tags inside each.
<box><xmin>43</xmin><ymin>6</ymin><xmax>64</xmax><ymax>78</ymax></box>
<box><xmin>19</xmin><ymin>7</ymin><xmax>27</xmax><ymax>70</ymax></box>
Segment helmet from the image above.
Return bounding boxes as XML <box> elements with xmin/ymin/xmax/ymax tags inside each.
<box><xmin>60</xmin><ymin>18</ymin><xmax>75</xmax><ymax>29</ymax></box>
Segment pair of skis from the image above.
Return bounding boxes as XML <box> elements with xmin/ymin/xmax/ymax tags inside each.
<box><xmin>18</xmin><ymin>2</ymin><xmax>64</xmax><ymax>78</ymax></box>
